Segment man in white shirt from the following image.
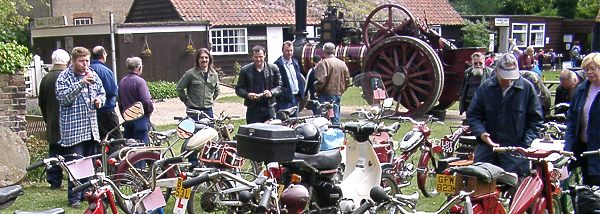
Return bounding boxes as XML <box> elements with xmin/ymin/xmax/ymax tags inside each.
<box><xmin>274</xmin><ymin>41</ymin><xmax>305</xmax><ymax>116</ymax></box>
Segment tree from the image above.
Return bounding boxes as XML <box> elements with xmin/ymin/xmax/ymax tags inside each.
<box><xmin>555</xmin><ymin>0</ymin><xmax>579</xmax><ymax>19</ymax></box>
<box><xmin>461</xmin><ymin>19</ymin><xmax>490</xmax><ymax>48</ymax></box>
<box><xmin>0</xmin><ymin>0</ymin><xmax>31</xmax><ymax>74</ymax></box>
<box><xmin>0</xmin><ymin>0</ymin><xmax>30</xmax><ymax>45</ymax></box>
<box><xmin>449</xmin><ymin>0</ymin><xmax>500</xmax><ymax>15</ymax></box>
<box><xmin>575</xmin><ymin>0</ymin><xmax>600</xmax><ymax>19</ymax></box>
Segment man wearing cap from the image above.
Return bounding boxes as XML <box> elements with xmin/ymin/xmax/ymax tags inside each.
<box><xmin>38</xmin><ymin>49</ymin><xmax>70</xmax><ymax>189</ymax></box>
<box><xmin>467</xmin><ymin>53</ymin><xmax>543</xmax><ymax>177</ymax></box>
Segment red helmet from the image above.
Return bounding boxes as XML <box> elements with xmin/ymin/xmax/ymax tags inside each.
<box><xmin>280</xmin><ymin>184</ymin><xmax>310</xmax><ymax>213</ymax></box>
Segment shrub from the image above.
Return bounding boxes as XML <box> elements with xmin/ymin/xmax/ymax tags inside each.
<box><xmin>25</xmin><ymin>136</ymin><xmax>47</xmax><ymax>182</ymax></box>
<box><xmin>147</xmin><ymin>81</ymin><xmax>178</xmax><ymax>100</ymax></box>
<box><xmin>461</xmin><ymin>19</ymin><xmax>490</xmax><ymax>49</ymax></box>
<box><xmin>0</xmin><ymin>41</ymin><xmax>31</xmax><ymax>74</ymax></box>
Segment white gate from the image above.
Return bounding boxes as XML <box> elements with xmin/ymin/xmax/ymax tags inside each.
<box><xmin>25</xmin><ymin>55</ymin><xmax>50</xmax><ymax>97</ymax></box>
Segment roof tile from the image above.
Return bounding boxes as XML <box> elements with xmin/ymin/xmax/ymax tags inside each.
<box><xmin>170</xmin><ymin>0</ymin><xmax>320</xmax><ymax>26</ymax></box>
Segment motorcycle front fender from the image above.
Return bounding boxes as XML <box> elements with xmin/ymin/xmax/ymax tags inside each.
<box><xmin>509</xmin><ymin>174</ymin><xmax>543</xmax><ymax>214</ymax></box>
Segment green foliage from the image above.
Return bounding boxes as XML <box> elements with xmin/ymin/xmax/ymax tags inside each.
<box><xmin>555</xmin><ymin>0</ymin><xmax>579</xmax><ymax>19</ymax></box>
<box><xmin>461</xmin><ymin>19</ymin><xmax>490</xmax><ymax>49</ymax></box>
<box><xmin>449</xmin><ymin>0</ymin><xmax>500</xmax><ymax>15</ymax></box>
<box><xmin>0</xmin><ymin>0</ymin><xmax>31</xmax><ymax>45</ymax></box>
<box><xmin>25</xmin><ymin>136</ymin><xmax>47</xmax><ymax>182</ymax></box>
<box><xmin>575</xmin><ymin>0</ymin><xmax>600</xmax><ymax>19</ymax></box>
<box><xmin>0</xmin><ymin>42</ymin><xmax>31</xmax><ymax>74</ymax></box>
<box><xmin>147</xmin><ymin>81</ymin><xmax>178</xmax><ymax>100</ymax></box>
<box><xmin>498</xmin><ymin>0</ymin><xmax>549</xmax><ymax>15</ymax></box>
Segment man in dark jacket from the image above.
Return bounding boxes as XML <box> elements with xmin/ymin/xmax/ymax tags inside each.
<box><xmin>459</xmin><ymin>52</ymin><xmax>493</xmax><ymax>115</ymax></box>
<box><xmin>555</xmin><ymin>69</ymin><xmax>585</xmax><ymax>111</ymax></box>
<box><xmin>274</xmin><ymin>41</ymin><xmax>305</xmax><ymax>116</ymax></box>
<box><xmin>90</xmin><ymin>46</ymin><xmax>121</xmax><ymax>140</ymax></box>
<box><xmin>38</xmin><ymin>49</ymin><xmax>70</xmax><ymax>189</ymax></box>
<box><xmin>235</xmin><ymin>45</ymin><xmax>282</xmax><ymax>123</ymax></box>
<box><xmin>467</xmin><ymin>53</ymin><xmax>543</xmax><ymax>177</ymax></box>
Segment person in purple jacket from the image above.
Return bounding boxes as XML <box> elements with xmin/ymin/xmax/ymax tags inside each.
<box><xmin>118</xmin><ymin>57</ymin><xmax>153</xmax><ymax>143</ymax></box>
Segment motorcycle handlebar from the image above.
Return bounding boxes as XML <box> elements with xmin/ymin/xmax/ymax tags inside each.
<box><xmin>182</xmin><ymin>173</ymin><xmax>210</xmax><ymax>189</ymax></box>
<box><xmin>154</xmin><ymin>157</ymin><xmax>184</xmax><ymax>167</ymax></box>
<box><xmin>26</xmin><ymin>160</ymin><xmax>45</xmax><ymax>171</ymax></box>
<box><xmin>493</xmin><ymin>146</ymin><xmax>574</xmax><ymax>158</ymax></box>
<box><xmin>582</xmin><ymin>149</ymin><xmax>600</xmax><ymax>157</ymax></box>
<box><xmin>351</xmin><ymin>200</ymin><xmax>375</xmax><ymax>214</ymax></box>
<box><xmin>256</xmin><ymin>185</ymin><xmax>273</xmax><ymax>212</ymax></box>
<box><xmin>73</xmin><ymin>180</ymin><xmax>93</xmax><ymax>193</ymax></box>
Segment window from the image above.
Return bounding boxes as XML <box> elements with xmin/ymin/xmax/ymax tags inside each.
<box><xmin>529</xmin><ymin>24</ymin><xmax>545</xmax><ymax>47</ymax></box>
<box><xmin>511</xmin><ymin>23</ymin><xmax>528</xmax><ymax>47</ymax></box>
<box><xmin>430</xmin><ymin>25</ymin><xmax>441</xmax><ymax>36</ymax></box>
<box><xmin>73</xmin><ymin>17</ymin><xmax>92</xmax><ymax>25</ymax></box>
<box><xmin>210</xmin><ymin>28</ymin><xmax>247</xmax><ymax>55</ymax></box>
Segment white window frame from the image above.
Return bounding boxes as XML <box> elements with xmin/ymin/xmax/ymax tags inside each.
<box><xmin>73</xmin><ymin>17</ymin><xmax>92</xmax><ymax>25</ymax></box>
<box><xmin>430</xmin><ymin>25</ymin><xmax>442</xmax><ymax>36</ymax></box>
<box><xmin>511</xmin><ymin>23</ymin><xmax>528</xmax><ymax>48</ymax></box>
<box><xmin>209</xmin><ymin>28</ymin><xmax>248</xmax><ymax>55</ymax></box>
<box><xmin>528</xmin><ymin>23</ymin><xmax>545</xmax><ymax>47</ymax></box>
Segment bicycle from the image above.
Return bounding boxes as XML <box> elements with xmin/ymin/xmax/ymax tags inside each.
<box><xmin>181</xmin><ymin>166</ymin><xmax>280</xmax><ymax>213</ymax></box>
<box><xmin>493</xmin><ymin>146</ymin><xmax>573</xmax><ymax>214</ymax></box>
<box><xmin>381</xmin><ymin>115</ymin><xmax>446</xmax><ymax>197</ymax></box>
<box><xmin>73</xmin><ymin>156</ymin><xmax>185</xmax><ymax>214</ymax></box>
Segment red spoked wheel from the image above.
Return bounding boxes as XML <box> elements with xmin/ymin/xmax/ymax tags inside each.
<box><xmin>362</xmin><ymin>4</ymin><xmax>419</xmax><ymax>49</ymax></box>
<box><xmin>363</xmin><ymin>36</ymin><xmax>444</xmax><ymax>117</ymax></box>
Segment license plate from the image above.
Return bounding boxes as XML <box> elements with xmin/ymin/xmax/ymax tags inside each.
<box><xmin>435</xmin><ymin>174</ymin><xmax>456</xmax><ymax>194</ymax></box>
<box><xmin>441</xmin><ymin>140</ymin><xmax>454</xmax><ymax>153</ymax></box>
<box><xmin>175</xmin><ymin>177</ymin><xmax>191</xmax><ymax>199</ymax></box>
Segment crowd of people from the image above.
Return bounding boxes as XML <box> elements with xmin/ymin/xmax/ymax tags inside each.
<box><xmin>36</xmin><ymin>42</ymin><xmax>351</xmax><ymax>207</ymax></box>
<box><xmin>36</xmin><ymin>40</ymin><xmax>599</xmax><ymax>208</ymax></box>
<box><xmin>460</xmin><ymin>46</ymin><xmax>600</xmax><ymax>192</ymax></box>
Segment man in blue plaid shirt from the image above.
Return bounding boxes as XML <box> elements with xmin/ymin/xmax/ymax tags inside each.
<box><xmin>55</xmin><ymin>47</ymin><xmax>106</xmax><ymax>208</ymax></box>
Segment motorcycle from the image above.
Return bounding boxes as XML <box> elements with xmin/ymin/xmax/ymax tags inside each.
<box><xmin>280</xmin><ymin>121</ymin><xmax>388</xmax><ymax>213</ymax></box>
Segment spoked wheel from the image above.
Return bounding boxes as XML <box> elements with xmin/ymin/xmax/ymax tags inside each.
<box><xmin>364</xmin><ymin>36</ymin><xmax>444</xmax><ymax>117</ymax></box>
<box><xmin>115</xmin><ymin>151</ymin><xmax>178</xmax><ymax>204</ymax></box>
<box><xmin>417</xmin><ymin>150</ymin><xmax>440</xmax><ymax>197</ymax></box>
<box><xmin>111</xmin><ymin>173</ymin><xmax>146</xmax><ymax>214</ymax></box>
<box><xmin>187</xmin><ymin>178</ymin><xmax>238</xmax><ymax>214</ymax></box>
<box><xmin>236</xmin><ymin>159</ymin><xmax>261</xmax><ymax>181</ymax></box>
<box><xmin>361</xmin><ymin>4</ymin><xmax>419</xmax><ymax>49</ymax></box>
<box><xmin>380</xmin><ymin>173</ymin><xmax>399</xmax><ymax>196</ymax></box>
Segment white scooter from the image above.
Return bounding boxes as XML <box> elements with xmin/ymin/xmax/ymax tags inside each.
<box><xmin>336</xmin><ymin>121</ymin><xmax>386</xmax><ymax>212</ymax></box>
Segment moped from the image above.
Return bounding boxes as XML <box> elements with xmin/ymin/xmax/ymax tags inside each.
<box><xmin>279</xmin><ymin>121</ymin><xmax>388</xmax><ymax>213</ymax></box>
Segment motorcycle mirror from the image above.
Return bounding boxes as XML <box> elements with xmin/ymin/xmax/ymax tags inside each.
<box><xmin>382</xmin><ymin>98</ymin><xmax>394</xmax><ymax>108</ymax></box>
<box><xmin>177</xmin><ymin>119</ymin><xmax>195</xmax><ymax>139</ymax></box>
<box><xmin>122</xmin><ymin>102</ymin><xmax>144</xmax><ymax>121</ymax></box>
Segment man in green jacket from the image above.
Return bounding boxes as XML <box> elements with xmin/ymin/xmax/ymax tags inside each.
<box><xmin>177</xmin><ymin>48</ymin><xmax>220</xmax><ymax>120</ymax></box>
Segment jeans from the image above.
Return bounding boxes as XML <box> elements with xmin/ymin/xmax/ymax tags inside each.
<box><xmin>123</xmin><ymin>116</ymin><xmax>151</xmax><ymax>144</ymax></box>
<box><xmin>64</xmin><ymin>140</ymin><xmax>97</xmax><ymax>204</ymax></box>
<box><xmin>276</xmin><ymin>95</ymin><xmax>299</xmax><ymax>117</ymax></box>
<box><xmin>318</xmin><ymin>94</ymin><xmax>341</xmax><ymax>125</ymax></box>
<box><xmin>246</xmin><ymin>106</ymin><xmax>274</xmax><ymax>124</ymax></box>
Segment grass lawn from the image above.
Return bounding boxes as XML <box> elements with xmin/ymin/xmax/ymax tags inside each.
<box><xmin>10</xmin><ymin>116</ymin><xmax>458</xmax><ymax>212</ymax></box>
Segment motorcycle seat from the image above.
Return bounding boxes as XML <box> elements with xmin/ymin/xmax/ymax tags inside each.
<box><xmin>0</xmin><ymin>185</ymin><xmax>23</xmax><ymax>205</ymax></box>
<box><xmin>14</xmin><ymin>208</ymin><xmax>65</xmax><ymax>214</ymax></box>
<box><xmin>293</xmin><ymin>149</ymin><xmax>342</xmax><ymax>171</ymax></box>
<box><xmin>278</xmin><ymin>107</ymin><xmax>298</xmax><ymax>117</ymax></box>
<box><xmin>452</xmin><ymin>162</ymin><xmax>507</xmax><ymax>183</ymax></box>
<box><xmin>496</xmin><ymin>172</ymin><xmax>518</xmax><ymax>187</ymax></box>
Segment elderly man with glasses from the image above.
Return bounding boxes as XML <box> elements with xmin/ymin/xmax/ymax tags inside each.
<box><xmin>459</xmin><ymin>52</ymin><xmax>494</xmax><ymax>115</ymax></box>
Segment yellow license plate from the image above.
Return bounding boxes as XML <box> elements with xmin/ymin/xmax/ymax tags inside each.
<box><xmin>435</xmin><ymin>174</ymin><xmax>456</xmax><ymax>194</ymax></box>
<box><xmin>175</xmin><ymin>177</ymin><xmax>191</xmax><ymax>199</ymax></box>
